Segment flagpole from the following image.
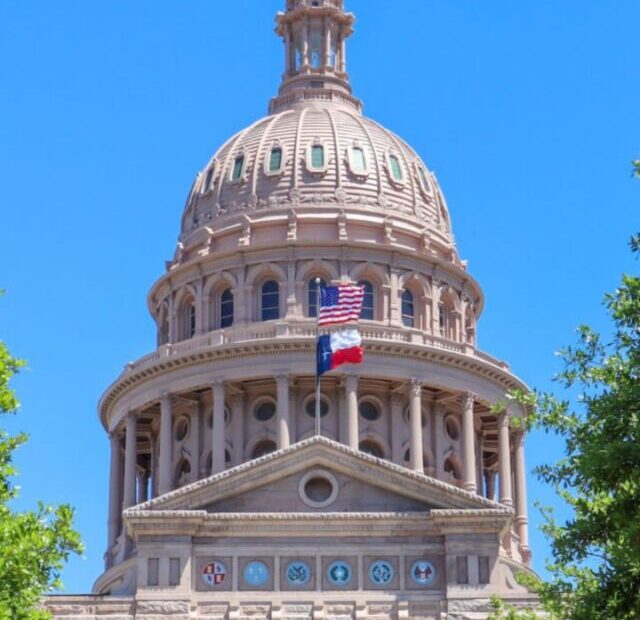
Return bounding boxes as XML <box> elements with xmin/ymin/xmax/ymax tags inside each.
<box><xmin>314</xmin><ymin>277</ymin><xmax>321</xmax><ymax>436</ymax></box>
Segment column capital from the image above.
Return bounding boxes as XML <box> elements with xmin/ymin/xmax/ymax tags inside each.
<box><xmin>498</xmin><ymin>409</ymin><xmax>511</xmax><ymax>427</ymax></box>
<box><xmin>211</xmin><ymin>379</ymin><xmax>225</xmax><ymax>395</ymax></box>
<box><xmin>231</xmin><ymin>392</ymin><xmax>245</xmax><ymax>408</ymax></box>
<box><xmin>462</xmin><ymin>391</ymin><xmax>476</xmax><ymax>407</ymax></box>
<box><xmin>275</xmin><ymin>373</ymin><xmax>291</xmax><ymax>387</ymax></box>
<box><xmin>345</xmin><ymin>374</ymin><xmax>359</xmax><ymax>391</ymax></box>
<box><xmin>159</xmin><ymin>392</ymin><xmax>171</xmax><ymax>407</ymax></box>
<box><xmin>408</xmin><ymin>378</ymin><xmax>422</xmax><ymax>398</ymax></box>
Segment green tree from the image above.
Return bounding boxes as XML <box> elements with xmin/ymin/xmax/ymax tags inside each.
<box><xmin>0</xmin><ymin>292</ymin><xmax>83</xmax><ymax>620</ymax></box>
<box><xmin>489</xmin><ymin>164</ymin><xmax>640</xmax><ymax>619</ymax></box>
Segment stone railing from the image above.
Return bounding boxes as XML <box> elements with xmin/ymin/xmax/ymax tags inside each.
<box><xmin>120</xmin><ymin>321</ymin><xmax>509</xmax><ymax>378</ymax></box>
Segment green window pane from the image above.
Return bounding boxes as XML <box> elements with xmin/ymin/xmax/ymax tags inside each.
<box><xmin>351</xmin><ymin>147</ymin><xmax>366</xmax><ymax>172</ymax></box>
<box><xmin>389</xmin><ymin>154</ymin><xmax>402</xmax><ymax>181</ymax></box>
<box><xmin>311</xmin><ymin>145</ymin><xmax>324</xmax><ymax>169</ymax></box>
<box><xmin>269</xmin><ymin>148</ymin><xmax>282</xmax><ymax>172</ymax></box>
<box><xmin>232</xmin><ymin>156</ymin><xmax>244</xmax><ymax>180</ymax></box>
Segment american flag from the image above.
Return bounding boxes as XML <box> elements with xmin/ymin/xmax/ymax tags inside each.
<box><xmin>318</xmin><ymin>284</ymin><xmax>365</xmax><ymax>326</ymax></box>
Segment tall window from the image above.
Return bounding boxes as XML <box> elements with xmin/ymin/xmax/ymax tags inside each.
<box><xmin>351</xmin><ymin>147</ymin><xmax>366</xmax><ymax>173</ymax></box>
<box><xmin>401</xmin><ymin>290</ymin><xmax>415</xmax><ymax>327</ymax></box>
<box><xmin>204</xmin><ymin>167</ymin><xmax>214</xmax><ymax>192</ymax></box>
<box><xmin>311</xmin><ymin>145</ymin><xmax>324</xmax><ymax>169</ymax></box>
<box><xmin>269</xmin><ymin>147</ymin><xmax>283</xmax><ymax>173</ymax></box>
<box><xmin>231</xmin><ymin>155</ymin><xmax>244</xmax><ymax>181</ymax></box>
<box><xmin>220</xmin><ymin>288</ymin><xmax>233</xmax><ymax>328</ymax></box>
<box><xmin>438</xmin><ymin>303</ymin><xmax>446</xmax><ymax>337</ymax></box>
<box><xmin>261</xmin><ymin>280</ymin><xmax>280</xmax><ymax>321</ymax></box>
<box><xmin>309</xmin><ymin>29</ymin><xmax>322</xmax><ymax>68</ymax></box>
<box><xmin>307</xmin><ymin>278</ymin><xmax>325</xmax><ymax>317</ymax></box>
<box><xmin>188</xmin><ymin>304</ymin><xmax>196</xmax><ymax>338</ymax></box>
<box><xmin>359</xmin><ymin>280</ymin><xmax>374</xmax><ymax>320</ymax></box>
<box><xmin>389</xmin><ymin>154</ymin><xmax>403</xmax><ymax>181</ymax></box>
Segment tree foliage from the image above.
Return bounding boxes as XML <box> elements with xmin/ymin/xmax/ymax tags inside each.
<box><xmin>491</xmin><ymin>220</ymin><xmax>639</xmax><ymax>617</ymax></box>
<box><xmin>0</xmin><ymin>292</ymin><xmax>83</xmax><ymax>620</ymax></box>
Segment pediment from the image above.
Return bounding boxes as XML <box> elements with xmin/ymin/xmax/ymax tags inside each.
<box><xmin>130</xmin><ymin>436</ymin><xmax>502</xmax><ymax>514</ymax></box>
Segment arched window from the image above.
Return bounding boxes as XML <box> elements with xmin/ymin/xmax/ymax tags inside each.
<box><xmin>359</xmin><ymin>440</ymin><xmax>383</xmax><ymax>458</ymax></box>
<box><xmin>444</xmin><ymin>457</ymin><xmax>461</xmax><ymax>480</ymax></box>
<box><xmin>269</xmin><ymin>147</ymin><xmax>283</xmax><ymax>173</ymax></box>
<box><xmin>174</xmin><ymin>458</ymin><xmax>191</xmax><ymax>487</ymax></box>
<box><xmin>307</xmin><ymin>278</ymin><xmax>326</xmax><ymax>317</ymax></box>
<box><xmin>252</xmin><ymin>439</ymin><xmax>277</xmax><ymax>459</ymax></box>
<box><xmin>158</xmin><ymin>306</ymin><xmax>169</xmax><ymax>346</ymax></box>
<box><xmin>177</xmin><ymin>295</ymin><xmax>196</xmax><ymax>341</ymax></box>
<box><xmin>261</xmin><ymin>280</ymin><xmax>280</xmax><ymax>321</ymax></box>
<box><xmin>401</xmin><ymin>289</ymin><xmax>415</xmax><ymax>327</ymax></box>
<box><xmin>389</xmin><ymin>154</ymin><xmax>403</xmax><ymax>181</ymax></box>
<box><xmin>219</xmin><ymin>288</ymin><xmax>233</xmax><ymax>328</ymax></box>
<box><xmin>359</xmin><ymin>280</ymin><xmax>374</xmax><ymax>320</ymax></box>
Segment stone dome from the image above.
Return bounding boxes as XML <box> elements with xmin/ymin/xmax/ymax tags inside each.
<box><xmin>181</xmin><ymin>105</ymin><xmax>454</xmax><ymax>249</ymax></box>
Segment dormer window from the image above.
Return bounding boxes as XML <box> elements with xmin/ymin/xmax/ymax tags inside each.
<box><xmin>347</xmin><ymin>145</ymin><xmax>368</xmax><ymax>177</ymax></box>
<box><xmin>389</xmin><ymin>154</ymin><xmax>403</xmax><ymax>181</ymax></box>
<box><xmin>311</xmin><ymin>145</ymin><xmax>324</xmax><ymax>169</ymax></box>
<box><xmin>269</xmin><ymin>147</ymin><xmax>282</xmax><ymax>172</ymax></box>
<box><xmin>417</xmin><ymin>164</ymin><xmax>431</xmax><ymax>195</ymax></box>
<box><xmin>306</xmin><ymin>141</ymin><xmax>328</xmax><ymax>175</ymax></box>
<box><xmin>231</xmin><ymin>155</ymin><xmax>245</xmax><ymax>182</ymax></box>
<box><xmin>203</xmin><ymin>167</ymin><xmax>214</xmax><ymax>193</ymax></box>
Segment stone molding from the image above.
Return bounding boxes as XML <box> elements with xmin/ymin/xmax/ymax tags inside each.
<box><xmin>125</xmin><ymin>436</ymin><xmax>505</xmax><ymax>514</ymax></box>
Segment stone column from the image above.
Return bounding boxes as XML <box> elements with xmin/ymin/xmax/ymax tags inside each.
<box><xmin>486</xmin><ymin>470</ymin><xmax>497</xmax><ymax>501</ymax></box>
<box><xmin>339</xmin><ymin>30</ymin><xmax>346</xmax><ymax>73</ymax></box>
<box><xmin>158</xmin><ymin>394</ymin><xmax>173</xmax><ymax>496</ymax></box>
<box><xmin>337</xmin><ymin>383</ymin><xmax>347</xmax><ymax>444</ymax></box>
<box><xmin>433</xmin><ymin>403</ymin><xmax>445</xmax><ymax>479</ymax></box>
<box><xmin>345</xmin><ymin>374</ymin><xmax>359</xmax><ymax>450</ymax></box>
<box><xmin>149</xmin><ymin>431</ymin><xmax>158</xmax><ymax>499</ymax></box>
<box><xmin>122</xmin><ymin>414</ymin><xmax>137</xmax><ymax>509</ymax></box>
<box><xmin>211</xmin><ymin>381</ymin><xmax>226</xmax><ymax>474</ymax></box>
<box><xmin>107</xmin><ymin>432</ymin><xmax>123</xmax><ymax>548</ymax></box>
<box><xmin>409</xmin><ymin>379</ymin><xmax>424</xmax><ymax>473</ymax></box>
<box><xmin>498</xmin><ymin>411</ymin><xmax>513</xmax><ymax>507</ymax></box>
<box><xmin>390</xmin><ymin>394</ymin><xmax>403</xmax><ymax>464</ymax></box>
<box><xmin>461</xmin><ymin>392</ymin><xmax>477</xmax><ymax>493</ymax></box>
<box><xmin>514</xmin><ymin>431</ymin><xmax>530</xmax><ymax>552</ymax></box>
<box><xmin>276</xmin><ymin>374</ymin><xmax>291</xmax><ymax>449</ymax></box>
<box><xmin>302</xmin><ymin>20</ymin><xmax>309</xmax><ymax>67</ymax></box>
<box><xmin>189</xmin><ymin>402</ymin><xmax>201</xmax><ymax>484</ymax></box>
<box><xmin>232</xmin><ymin>393</ymin><xmax>244</xmax><ymax>466</ymax></box>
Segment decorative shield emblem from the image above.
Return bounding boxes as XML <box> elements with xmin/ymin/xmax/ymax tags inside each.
<box><xmin>243</xmin><ymin>560</ymin><xmax>269</xmax><ymax>587</ymax></box>
<box><xmin>286</xmin><ymin>560</ymin><xmax>311</xmax><ymax>586</ymax></box>
<box><xmin>327</xmin><ymin>560</ymin><xmax>352</xmax><ymax>586</ymax></box>
<box><xmin>411</xmin><ymin>560</ymin><xmax>436</xmax><ymax>585</ymax></box>
<box><xmin>201</xmin><ymin>561</ymin><xmax>227</xmax><ymax>587</ymax></box>
<box><xmin>369</xmin><ymin>560</ymin><xmax>394</xmax><ymax>585</ymax></box>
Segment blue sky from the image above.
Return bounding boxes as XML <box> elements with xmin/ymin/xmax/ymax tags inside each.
<box><xmin>0</xmin><ymin>0</ymin><xmax>638</xmax><ymax>594</ymax></box>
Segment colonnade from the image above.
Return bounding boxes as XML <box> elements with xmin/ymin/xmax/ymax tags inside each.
<box><xmin>106</xmin><ymin>379</ymin><xmax>529</xmax><ymax>558</ymax></box>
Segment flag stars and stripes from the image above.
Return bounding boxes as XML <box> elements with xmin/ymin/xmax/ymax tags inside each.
<box><xmin>318</xmin><ymin>284</ymin><xmax>365</xmax><ymax>326</ymax></box>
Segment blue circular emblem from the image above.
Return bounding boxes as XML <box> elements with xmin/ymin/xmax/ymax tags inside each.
<box><xmin>243</xmin><ymin>561</ymin><xmax>269</xmax><ymax>587</ymax></box>
<box><xmin>286</xmin><ymin>560</ymin><xmax>311</xmax><ymax>586</ymax></box>
<box><xmin>327</xmin><ymin>560</ymin><xmax>352</xmax><ymax>586</ymax></box>
<box><xmin>369</xmin><ymin>560</ymin><xmax>394</xmax><ymax>585</ymax></box>
<box><xmin>411</xmin><ymin>560</ymin><xmax>436</xmax><ymax>585</ymax></box>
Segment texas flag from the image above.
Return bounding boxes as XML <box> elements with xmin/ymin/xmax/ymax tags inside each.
<box><xmin>317</xmin><ymin>329</ymin><xmax>363</xmax><ymax>376</ymax></box>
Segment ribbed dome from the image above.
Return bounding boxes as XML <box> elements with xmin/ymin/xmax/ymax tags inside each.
<box><xmin>181</xmin><ymin>103</ymin><xmax>454</xmax><ymax>247</ymax></box>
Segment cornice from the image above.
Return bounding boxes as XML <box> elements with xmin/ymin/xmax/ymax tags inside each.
<box><xmin>98</xmin><ymin>332</ymin><xmax>526</xmax><ymax>428</ymax></box>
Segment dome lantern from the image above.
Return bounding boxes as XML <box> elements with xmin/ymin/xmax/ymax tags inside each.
<box><xmin>271</xmin><ymin>0</ymin><xmax>361</xmax><ymax>114</ymax></box>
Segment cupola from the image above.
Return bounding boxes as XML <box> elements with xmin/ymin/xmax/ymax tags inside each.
<box><xmin>270</xmin><ymin>0</ymin><xmax>361</xmax><ymax>113</ymax></box>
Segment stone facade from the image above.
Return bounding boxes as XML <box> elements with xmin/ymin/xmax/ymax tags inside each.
<box><xmin>44</xmin><ymin>1</ymin><xmax>539</xmax><ymax>617</ymax></box>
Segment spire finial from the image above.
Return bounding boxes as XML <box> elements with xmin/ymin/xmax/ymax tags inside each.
<box><xmin>269</xmin><ymin>0</ymin><xmax>361</xmax><ymax>114</ymax></box>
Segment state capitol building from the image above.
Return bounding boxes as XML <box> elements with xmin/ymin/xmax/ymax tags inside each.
<box><xmin>45</xmin><ymin>1</ymin><xmax>539</xmax><ymax>618</ymax></box>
